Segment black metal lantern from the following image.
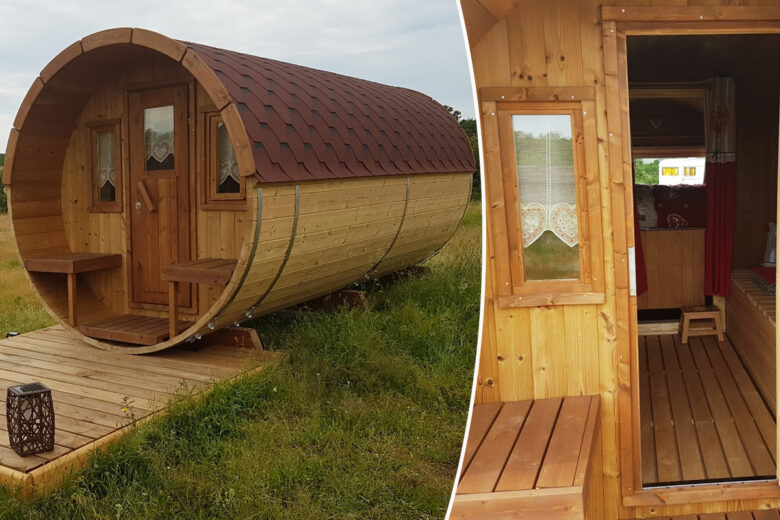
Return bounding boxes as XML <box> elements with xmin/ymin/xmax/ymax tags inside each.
<box><xmin>6</xmin><ymin>382</ymin><xmax>55</xmax><ymax>456</ymax></box>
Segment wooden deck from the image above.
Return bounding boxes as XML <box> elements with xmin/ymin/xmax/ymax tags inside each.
<box><xmin>0</xmin><ymin>325</ymin><xmax>276</xmax><ymax>497</ymax></box>
<box><xmin>637</xmin><ymin>511</ymin><xmax>780</xmax><ymax>519</ymax></box>
<box><xmin>640</xmin><ymin>334</ymin><xmax>776</xmax><ymax>486</ymax></box>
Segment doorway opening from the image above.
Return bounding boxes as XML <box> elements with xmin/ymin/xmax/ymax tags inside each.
<box><xmin>628</xmin><ymin>34</ymin><xmax>780</xmax><ymax>487</ymax></box>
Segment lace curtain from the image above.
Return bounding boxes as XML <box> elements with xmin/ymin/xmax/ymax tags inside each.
<box><xmin>144</xmin><ymin>106</ymin><xmax>174</xmax><ymax>169</ymax></box>
<box><xmin>96</xmin><ymin>130</ymin><xmax>115</xmax><ymax>189</ymax></box>
<box><xmin>217</xmin><ymin>122</ymin><xmax>239</xmax><ymax>185</ymax></box>
<box><xmin>514</xmin><ymin>114</ymin><xmax>579</xmax><ymax>248</ymax></box>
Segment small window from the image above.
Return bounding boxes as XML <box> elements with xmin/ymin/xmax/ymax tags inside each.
<box><xmin>513</xmin><ymin>114</ymin><xmax>580</xmax><ymax>281</ymax></box>
<box><xmin>145</xmin><ymin>106</ymin><xmax>174</xmax><ymax>171</ymax></box>
<box><xmin>205</xmin><ymin>113</ymin><xmax>244</xmax><ymax>205</ymax></box>
<box><xmin>634</xmin><ymin>157</ymin><xmax>705</xmax><ymax>186</ymax></box>
<box><xmin>89</xmin><ymin>120</ymin><xmax>121</xmax><ymax>212</ymax></box>
<box><xmin>489</xmin><ymin>100</ymin><xmax>604</xmax><ymax>307</ymax></box>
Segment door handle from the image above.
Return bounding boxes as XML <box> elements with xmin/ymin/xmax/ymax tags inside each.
<box><xmin>136</xmin><ymin>180</ymin><xmax>156</xmax><ymax>212</ymax></box>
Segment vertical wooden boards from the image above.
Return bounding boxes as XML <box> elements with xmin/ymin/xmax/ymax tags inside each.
<box><xmin>637</xmin><ymin>229</ymin><xmax>706</xmax><ymax>310</ymax></box>
<box><xmin>464</xmin><ymin>0</ymin><xmax>780</xmax><ymax>518</ymax></box>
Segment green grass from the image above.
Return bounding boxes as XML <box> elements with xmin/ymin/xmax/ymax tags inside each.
<box><xmin>523</xmin><ymin>230</ymin><xmax>579</xmax><ymax>281</ymax></box>
<box><xmin>0</xmin><ymin>202</ymin><xmax>481</xmax><ymax>519</ymax></box>
<box><xmin>0</xmin><ymin>215</ymin><xmax>56</xmax><ymax>337</ymax></box>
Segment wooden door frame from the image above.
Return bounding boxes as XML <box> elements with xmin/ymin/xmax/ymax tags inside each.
<box><xmin>602</xmin><ymin>6</ymin><xmax>780</xmax><ymax>508</ymax></box>
<box><xmin>124</xmin><ymin>81</ymin><xmax>198</xmax><ymax>314</ymax></box>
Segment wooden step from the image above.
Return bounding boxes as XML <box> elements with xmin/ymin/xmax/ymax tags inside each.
<box><xmin>80</xmin><ymin>315</ymin><xmax>192</xmax><ymax>346</ymax></box>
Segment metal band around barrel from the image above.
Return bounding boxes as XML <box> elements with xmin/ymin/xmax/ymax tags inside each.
<box><xmin>365</xmin><ymin>176</ymin><xmax>410</xmax><ymax>278</ymax></box>
<box><xmin>245</xmin><ymin>184</ymin><xmax>300</xmax><ymax>318</ymax></box>
<box><xmin>205</xmin><ymin>187</ymin><xmax>264</xmax><ymax>331</ymax></box>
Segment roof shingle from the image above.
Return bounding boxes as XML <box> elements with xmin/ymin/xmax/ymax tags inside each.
<box><xmin>183</xmin><ymin>41</ymin><xmax>476</xmax><ymax>183</ymax></box>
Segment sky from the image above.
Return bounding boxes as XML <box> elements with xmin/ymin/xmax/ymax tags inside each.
<box><xmin>0</xmin><ymin>0</ymin><xmax>475</xmax><ymax>153</ymax></box>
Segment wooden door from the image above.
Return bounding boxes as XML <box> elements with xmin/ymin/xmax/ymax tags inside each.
<box><xmin>128</xmin><ymin>85</ymin><xmax>191</xmax><ymax>307</ymax></box>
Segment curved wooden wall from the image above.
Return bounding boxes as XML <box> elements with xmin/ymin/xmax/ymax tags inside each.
<box><xmin>77</xmin><ymin>173</ymin><xmax>471</xmax><ymax>353</ymax></box>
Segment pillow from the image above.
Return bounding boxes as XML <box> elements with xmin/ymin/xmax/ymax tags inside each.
<box><xmin>653</xmin><ymin>185</ymin><xmax>706</xmax><ymax>228</ymax></box>
<box><xmin>635</xmin><ymin>185</ymin><xmax>657</xmax><ymax>229</ymax></box>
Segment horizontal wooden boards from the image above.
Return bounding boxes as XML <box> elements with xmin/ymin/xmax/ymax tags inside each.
<box><xmin>640</xmin><ymin>334</ymin><xmax>776</xmax><ymax>487</ymax></box>
<box><xmin>457</xmin><ymin>395</ymin><xmax>600</xmax><ymax>494</ymax></box>
<box><xmin>0</xmin><ymin>325</ymin><xmax>266</xmax><ymax>474</ymax></box>
<box><xmin>727</xmin><ymin>272</ymin><xmax>776</xmax><ymax>415</ymax></box>
<box><xmin>80</xmin><ymin>315</ymin><xmax>192</xmax><ymax>345</ymax></box>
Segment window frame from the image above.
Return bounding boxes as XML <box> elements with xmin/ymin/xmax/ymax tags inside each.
<box><xmin>203</xmin><ymin>111</ymin><xmax>245</xmax><ymax>209</ymax></box>
<box><xmin>488</xmin><ymin>99</ymin><xmax>605</xmax><ymax>307</ymax></box>
<box><xmin>87</xmin><ymin>119</ymin><xmax>122</xmax><ymax>213</ymax></box>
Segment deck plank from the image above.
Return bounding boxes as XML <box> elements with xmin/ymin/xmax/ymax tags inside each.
<box><xmin>645</xmin><ymin>335</ymin><xmax>682</xmax><ymax>483</ymax></box>
<box><xmin>460</xmin><ymin>402</ymin><xmax>502</xmax><ymax>479</ymax></box>
<box><xmin>495</xmin><ymin>397</ymin><xmax>561</xmax><ymax>491</ymax></box>
<box><xmin>688</xmin><ymin>337</ymin><xmax>755</xmax><ymax>478</ymax></box>
<box><xmin>536</xmin><ymin>395</ymin><xmax>591</xmax><ymax>488</ymax></box>
<box><xmin>458</xmin><ymin>400</ymin><xmax>532</xmax><ymax>494</ymax></box>
<box><xmin>638</xmin><ymin>338</ymin><xmax>658</xmax><ymax>484</ymax></box>
<box><xmin>659</xmin><ymin>335</ymin><xmax>705</xmax><ymax>481</ymax></box>
<box><xmin>674</xmin><ymin>337</ymin><xmax>730</xmax><ymax>480</ymax></box>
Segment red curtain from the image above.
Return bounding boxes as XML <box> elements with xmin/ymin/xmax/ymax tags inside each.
<box><xmin>704</xmin><ymin>161</ymin><xmax>737</xmax><ymax>296</ymax></box>
<box><xmin>704</xmin><ymin>77</ymin><xmax>737</xmax><ymax>297</ymax></box>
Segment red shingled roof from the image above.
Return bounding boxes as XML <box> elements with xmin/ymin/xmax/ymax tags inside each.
<box><xmin>182</xmin><ymin>41</ymin><xmax>476</xmax><ymax>183</ymax></box>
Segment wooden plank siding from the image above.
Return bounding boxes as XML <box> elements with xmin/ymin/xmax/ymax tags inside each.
<box><xmin>464</xmin><ymin>1</ymin><xmax>780</xmax><ymax>518</ymax></box>
<box><xmin>637</xmin><ymin>229</ymin><xmax>705</xmax><ymax>310</ymax></box>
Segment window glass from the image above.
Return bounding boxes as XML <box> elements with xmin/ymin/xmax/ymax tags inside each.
<box><xmin>96</xmin><ymin>130</ymin><xmax>115</xmax><ymax>202</ymax></box>
<box><xmin>216</xmin><ymin>122</ymin><xmax>240</xmax><ymax>193</ymax></box>
<box><xmin>634</xmin><ymin>157</ymin><xmax>705</xmax><ymax>186</ymax></box>
<box><xmin>144</xmin><ymin>106</ymin><xmax>174</xmax><ymax>170</ymax></box>
<box><xmin>512</xmin><ymin>114</ymin><xmax>579</xmax><ymax>281</ymax></box>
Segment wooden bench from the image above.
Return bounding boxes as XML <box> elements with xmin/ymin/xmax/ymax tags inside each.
<box><xmin>451</xmin><ymin>395</ymin><xmax>601</xmax><ymax>520</ymax></box>
<box><xmin>24</xmin><ymin>253</ymin><xmax>122</xmax><ymax>327</ymax></box>
<box><xmin>680</xmin><ymin>305</ymin><xmax>724</xmax><ymax>344</ymax></box>
<box><xmin>161</xmin><ymin>258</ymin><xmax>237</xmax><ymax>340</ymax></box>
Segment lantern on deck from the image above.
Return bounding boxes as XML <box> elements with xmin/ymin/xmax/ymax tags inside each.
<box><xmin>6</xmin><ymin>382</ymin><xmax>55</xmax><ymax>456</ymax></box>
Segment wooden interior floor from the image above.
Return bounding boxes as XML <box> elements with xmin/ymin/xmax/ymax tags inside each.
<box><xmin>640</xmin><ymin>333</ymin><xmax>776</xmax><ymax>486</ymax></box>
<box><xmin>0</xmin><ymin>326</ymin><xmax>273</xmax><ymax>476</ymax></box>
<box><xmin>637</xmin><ymin>510</ymin><xmax>780</xmax><ymax>519</ymax></box>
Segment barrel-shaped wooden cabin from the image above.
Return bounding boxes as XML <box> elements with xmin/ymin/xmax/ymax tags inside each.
<box><xmin>4</xmin><ymin>28</ymin><xmax>474</xmax><ymax>354</ymax></box>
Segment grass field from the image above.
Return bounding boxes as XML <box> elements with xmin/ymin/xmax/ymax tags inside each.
<box><xmin>0</xmin><ymin>201</ymin><xmax>481</xmax><ymax>519</ymax></box>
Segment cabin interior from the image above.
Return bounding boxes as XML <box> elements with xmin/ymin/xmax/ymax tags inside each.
<box><xmin>627</xmin><ymin>34</ymin><xmax>779</xmax><ymax>487</ymax></box>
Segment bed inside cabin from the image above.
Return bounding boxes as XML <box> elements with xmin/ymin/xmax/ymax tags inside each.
<box><xmin>627</xmin><ymin>35</ymin><xmax>780</xmax><ymax>487</ymax></box>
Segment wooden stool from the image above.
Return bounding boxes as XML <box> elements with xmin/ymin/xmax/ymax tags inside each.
<box><xmin>680</xmin><ymin>305</ymin><xmax>724</xmax><ymax>344</ymax></box>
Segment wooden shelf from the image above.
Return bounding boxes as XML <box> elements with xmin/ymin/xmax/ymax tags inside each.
<box><xmin>452</xmin><ymin>395</ymin><xmax>601</xmax><ymax>519</ymax></box>
<box><xmin>161</xmin><ymin>258</ymin><xmax>237</xmax><ymax>342</ymax></box>
<box><xmin>25</xmin><ymin>253</ymin><xmax>122</xmax><ymax>274</ymax></box>
<box><xmin>24</xmin><ymin>253</ymin><xmax>122</xmax><ymax>327</ymax></box>
<box><xmin>161</xmin><ymin>258</ymin><xmax>237</xmax><ymax>286</ymax></box>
